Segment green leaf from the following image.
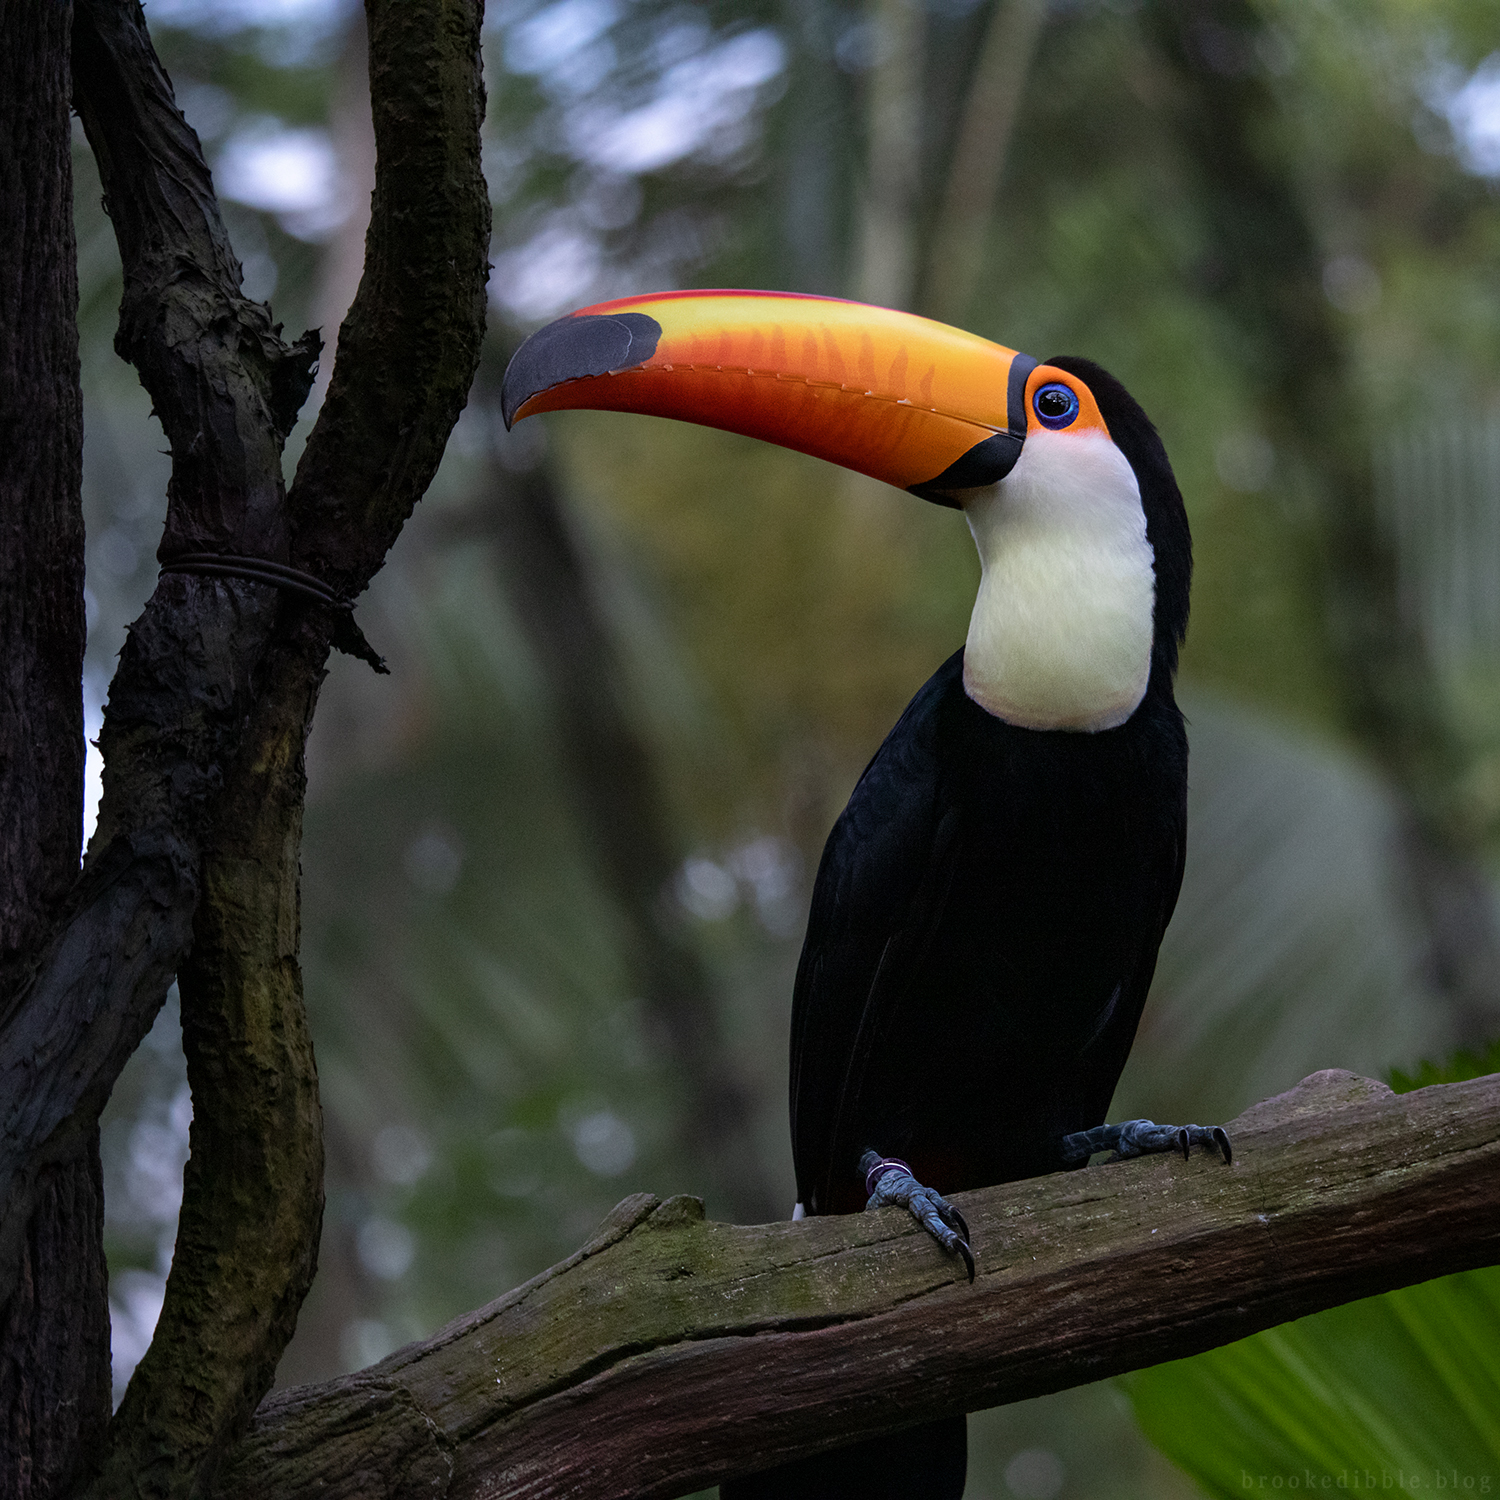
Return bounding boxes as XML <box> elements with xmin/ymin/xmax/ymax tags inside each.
<box><xmin>1122</xmin><ymin>1269</ymin><xmax>1500</xmax><ymax>1495</ymax></box>
<box><xmin>1122</xmin><ymin>1042</ymin><xmax>1500</xmax><ymax>1496</ymax></box>
<box><xmin>1389</xmin><ymin>1038</ymin><xmax>1500</xmax><ymax>1096</ymax></box>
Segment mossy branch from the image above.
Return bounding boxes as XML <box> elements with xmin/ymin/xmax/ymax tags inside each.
<box><xmin>211</xmin><ymin>1070</ymin><xmax>1500</xmax><ymax>1499</ymax></box>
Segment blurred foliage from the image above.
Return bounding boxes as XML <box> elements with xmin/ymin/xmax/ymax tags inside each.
<box><xmin>1389</xmin><ymin>1035</ymin><xmax>1500</xmax><ymax>1094</ymax></box>
<box><xmin>79</xmin><ymin>0</ymin><xmax>1500</xmax><ymax>1492</ymax></box>
<box><xmin>1121</xmin><ymin>1041</ymin><xmax>1500</xmax><ymax>1499</ymax></box>
<box><xmin>1124</xmin><ymin>1269</ymin><xmax>1500</xmax><ymax>1497</ymax></box>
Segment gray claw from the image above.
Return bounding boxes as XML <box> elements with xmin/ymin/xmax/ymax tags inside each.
<box><xmin>945</xmin><ymin>1203</ymin><xmax>971</xmax><ymax>1246</ymax></box>
<box><xmin>931</xmin><ymin>1200</ymin><xmax>974</xmax><ymax>1282</ymax></box>
<box><xmin>861</xmin><ymin>1152</ymin><xmax>976</xmax><ymax>1283</ymax></box>
<box><xmin>954</xmin><ymin>1235</ymin><xmax>975</xmax><ymax>1283</ymax></box>
<box><xmin>1061</xmin><ymin>1118</ymin><xmax>1234</xmax><ymax>1167</ymax></box>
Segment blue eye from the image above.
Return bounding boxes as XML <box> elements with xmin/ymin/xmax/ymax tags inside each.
<box><xmin>1033</xmin><ymin>382</ymin><xmax>1079</xmax><ymax>430</ymax></box>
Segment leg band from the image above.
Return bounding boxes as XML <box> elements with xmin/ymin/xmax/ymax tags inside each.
<box><xmin>864</xmin><ymin>1155</ymin><xmax>913</xmax><ymax>1198</ymax></box>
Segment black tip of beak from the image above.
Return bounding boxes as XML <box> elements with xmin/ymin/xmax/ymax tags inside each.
<box><xmin>500</xmin><ymin>311</ymin><xmax>662</xmax><ymax>429</ymax></box>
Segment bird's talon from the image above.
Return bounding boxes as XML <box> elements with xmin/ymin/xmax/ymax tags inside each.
<box><xmin>955</xmin><ymin>1236</ymin><xmax>976</xmax><ymax>1283</ymax></box>
<box><xmin>940</xmin><ymin>1202</ymin><xmax>971</xmax><ymax>1244</ymax></box>
<box><xmin>861</xmin><ymin>1155</ymin><xmax>976</xmax><ymax>1281</ymax></box>
<box><xmin>1066</xmin><ymin>1118</ymin><xmax>1233</xmax><ymax>1167</ymax></box>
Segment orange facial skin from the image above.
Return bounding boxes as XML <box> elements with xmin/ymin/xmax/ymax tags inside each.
<box><xmin>1021</xmin><ymin>363</ymin><xmax>1112</xmax><ymax>441</ymax></box>
<box><xmin>509</xmin><ymin>291</ymin><xmax>1037</xmax><ymax>494</ymax></box>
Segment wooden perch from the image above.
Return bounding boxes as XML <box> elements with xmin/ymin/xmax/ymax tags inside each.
<box><xmin>215</xmin><ymin>1069</ymin><xmax>1500</xmax><ymax>1499</ymax></box>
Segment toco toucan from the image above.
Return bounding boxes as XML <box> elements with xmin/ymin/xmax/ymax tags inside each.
<box><xmin>501</xmin><ymin>291</ymin><xmax>1230</xmax><ymax>1499</ymax></box>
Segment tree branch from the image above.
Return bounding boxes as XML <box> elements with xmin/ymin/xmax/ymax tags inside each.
<box><xmin>288</xmin><ymin>0</ymin><xmax>491</xmax><ymax>581</ymax></box>
<box><xmin>211</xmin><ymin>1069</ymin><xmax>1500</xmax><ymax>1498</ymax></box>
<box><xmin>56</xmin><ymin>0</ymin><xmax>490</xmax><ymax>1493</ymax></box>
<box><xmin>0</xmin><ymin>0</ymin><xmax>110</xmax><ymax>1481</ymax></box>
<box><xmin>0</xmin><ymin>0</ymin><xmax>311</xmax><ymax>1324</ymax></box>
<box><xmin>0</xmin><ymin>0</ymin><xmax>485</xmax><ymax>1490</ymax></box>
<box><xmin>84</xmin><ymin>655</ymin><xmax>327</xmax><ymax>1499</ymax></box>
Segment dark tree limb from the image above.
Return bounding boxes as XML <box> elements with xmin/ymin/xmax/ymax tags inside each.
<box><xmin>1</xmin><ymin>0</ymin><xmax>114</xmax><ymax>1482</ymax></box>
<box><xmin>288</xmin><ymin>0</ymin><xmax>492</xmax><ymax>580</ymax></box>
<box><xmin>210</xmin><ymin>1069</ymin><xmax>1500</xmax><ymax>1499</ymax></box>
<box><xmin>0</xmin><ymin>0</ymin><xmax>487</xmax><ymax>1492</ymax></box>
<box><xmin>0</xmin><ymin>0</ymin><xmax>311</xmax><ymax>1327</ymax></box>
<box><xmin>0</xmin><ymin>2</ymin><xmax>88</xmax><ymax>983</ymax></box>
<box><xmin>64</xmin><ymin>1</ymin><xmax>490</xmax><ymax>1495</ymax></box>
<box><xmin>82</xmin><ymin>649</ymin><xmax>328</xmax><ymax>1499</ymax></box>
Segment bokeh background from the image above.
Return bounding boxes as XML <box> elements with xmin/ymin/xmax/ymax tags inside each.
<box><xmin>83</xmin><ymin>0</ymin><xmax>1500</xmax><ymax>1493</ymax></box>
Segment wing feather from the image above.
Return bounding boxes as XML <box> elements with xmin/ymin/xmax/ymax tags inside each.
<box><xmin>790</xmin><ymin>657</ymin><xmax>962</xmax><ymax>1214</ymax></box>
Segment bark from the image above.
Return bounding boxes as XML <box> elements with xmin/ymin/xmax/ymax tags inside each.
<box><xmin>0</xmin><ymin>0</ymin><xmax>312</xmax><ymax>1333</ymax></box>
<box><xmin>0</xmin><ymin>0</ymin><xmax>87</xmax><ymax>974</ymax></box>
<box><xmin>84</xmin><ymin>645</ymin><xmax>328</xmax><ymax>1498</ymax></box>
<box><xmin>0</xmin><ymin>1154</ymin><xmax>107</xmax><ymax>1500</ymax></box>
<box><xmin>773</xmin><ymin>0</ymin><xmax>847</xmax><ymax>297</ymax></box>
<box><xmin>1145</xmin><ymin>0</ymin><xmax>1500</xmax><ymax>1044</ymax></box>
<box><xmin>0</xmin><ymin>0</ymin><xmax>110</xmax><ymax>1488</ymax></box>
<box><xmin>83</xmin><ymin>0</ymin><xmax>489</xmax><ymax>1492</ymax></box>
<box><xmin>207</xmin><ymin>1069</ymin><xmax>1500</xmax><ymax>1499</ymax></box>
<box><xmin>0</xmin><ymin>0</ymin><xmax>489</xmax><ymax>1493</ymax></box>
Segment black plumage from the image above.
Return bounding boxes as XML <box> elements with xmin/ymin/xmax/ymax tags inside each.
<box><xmin>791</xmin><ymin>637</ymin><xmax>1188</xmax><ymax>1212</ymax></box>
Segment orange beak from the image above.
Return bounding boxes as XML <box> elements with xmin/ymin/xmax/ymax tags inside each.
<box><xmin>500</xmin><ymin>290</ymin><xmax>1039</xmax><ymax>503</ymax></box>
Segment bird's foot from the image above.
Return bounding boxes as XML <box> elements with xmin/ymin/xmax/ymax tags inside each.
<box><xmin>859</xmin><ymin>1149</ymin><xmax>975</xmax><ymax>1282</ymax></box>
<box><xmin>1060</xmin><ymin>1118</ymin><xmax>1231</xmax><ymax>1166</ymax></box>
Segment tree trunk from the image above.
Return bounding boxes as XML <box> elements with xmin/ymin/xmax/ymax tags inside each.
<box><xmin>0</xmin><ymin>0</ymin><xmax>110</xmax><ymax>1489</ymax></box>
<box><xmin>920</xmin><ymin>0</ymin><xmax>1047</xmax><ymax>326</ymax></box>
<box><xmin>853</xmin><ymin>0</ymin><xmax>924</xmax><ymax>311</ymax></box>
<box><xmin>0</xmin><ymin>0</ymin><xmax>490</xmax><ymax>1493</ymax></box>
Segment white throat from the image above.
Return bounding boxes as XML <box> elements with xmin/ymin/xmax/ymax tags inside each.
<box><xmin>961</xmin><ymin>428</ymin><xmax>1155</xmax><ymax>732</ymax></box>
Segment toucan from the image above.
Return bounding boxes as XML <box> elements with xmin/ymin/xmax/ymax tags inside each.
<box><xmin>501</xmin><ymin>291</ymin><xmax>1230</xmax><ymax>1499</ymax></box>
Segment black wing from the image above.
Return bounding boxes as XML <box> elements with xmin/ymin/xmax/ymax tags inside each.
<box><xmin>789</xmin><ymin>655</ymin><xmax>964</xmax><ymax>1216</ymax></box>
<box><xmin>1068</xmin><ymin>792</ymin><xmax>1186</xmax><ymax>1132</ymax></box>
